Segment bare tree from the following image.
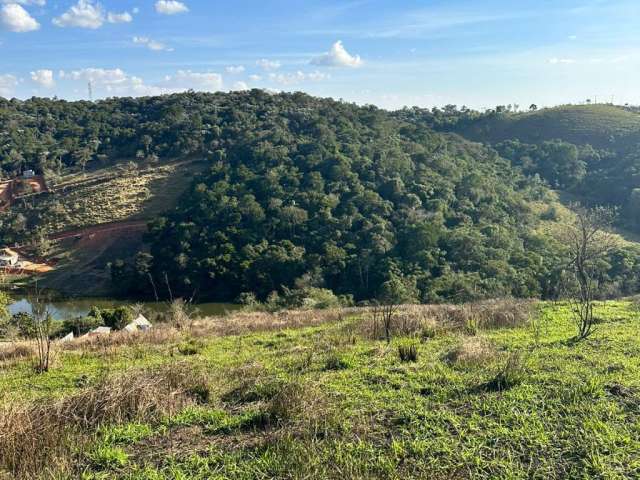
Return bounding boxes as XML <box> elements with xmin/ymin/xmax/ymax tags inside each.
<box><xmin>560</xmin><ymin>205</ymin><xmax>618</xmax><ymax>340</ymax></box>
<box><xmin>31</xmin><ymin>287</ymin><xmax>54</xmax><ymax>373</ymax></box>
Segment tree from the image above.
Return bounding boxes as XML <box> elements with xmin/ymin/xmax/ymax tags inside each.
<box><xmin>31</xmin><ymin>288</ymin><xmax>54</xmax><ymax>373</ymax></box>
<box><xmin>529</xmin><ymin>104</ymin><xmax>538</xmax><ymax>111</ymax></box>
<box><xmin>373</xmin><ymin>273</ymin><xmax>419</xmax><ymax>343</ymax></box>
<box><xmin>560</xmin><ymin>205</ymin><xmax>618</xmax><ymax>340</ymax></box>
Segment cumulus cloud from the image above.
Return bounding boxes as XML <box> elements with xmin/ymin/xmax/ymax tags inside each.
<box><xmin>256</xmin><ymin>59</ymin><xmax>281</xmax><ymax>71</ymax></box>
<box><xmin>0</xmin><ymin>73</ymin><xmax>18</xmax><ymax>97</ymax></box>
<box><xmin>61</xmin><ymin>67</ymin><xmax>225</xmax><ymax>97</ymax></box>
<box><xmin>311</xmin><ymin>40</ymin><xmax>363</xmax><ymax>68</ymax></box>
<box><xmin>53</xmin><ymin>1</ymin><xmax>132</xmax><ymax>29</ymax></box>
<box><xmin>155</xmin><ymin>0</ymin><xmax>188</xmax><ymax>15</ymax></box>
<box><xmin>133</xmin><ymin>36</ymin><xmax>173</xmax><ymax>52</ymax></box>
<box><xmin>30</xmin><ymin>69</ymin><xmax>54</xmax><ymax>87</ymax></box>
<box><xmin>225</xmin><ymin>65</ymin><xmax>245</xmax><ymax>74</ymax></box>
<box><xmin>268</xmin><ymin>70</ymin><xmax>329</xmax><ymax>86</ymax></box>
<box><xmin>231</xmin><ymin>81</ymin><xmax>248</xmax><ymax>91</ymax></box>
<box><xmin>248</xmin><ymin>74</ymin><xmax>261</xmax><ymax>82</ymax></box>
<box><xmin>53</xmin><ymin>0</ymin><xmax>104</xmax><ymax>28</ymax></box>
<box><xmin>107</xmin><ymin>11</ymin><xmax>132</xmax><ymax>23</ymax></box>
<box><xmin>0</xmin><ymin>3</ymin><xmax>39</xmax><ymax>32</ymax></box>
<box><xmin>161</xmin><ymin>70</ymin><xmax>223</xmax><ymax>91</ymax></box>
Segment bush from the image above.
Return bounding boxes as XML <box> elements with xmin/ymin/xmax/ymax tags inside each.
<box><xmin>398</xmin><ymin>342</ymin><xmax>418</xmax><ymax>362</ymax></box>
<box><xmin>323</xmin><ymin>352</ymin><xmax>349</xmax><ymax>371</ymax></box>
<box><xmin>62</xmin><ymin>316</ymin><xmax>102</xmax><ymax>337</ymax></box>
<box><xmin>483</xmin><ymin>352</ymin><xmax>527</xmax><ymax>392</ymax></box>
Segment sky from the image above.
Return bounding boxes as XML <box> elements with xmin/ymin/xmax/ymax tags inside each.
<box><xmin>1</xmin><ymin>0</ymin><xmax>640</xmax><ymax>110</ymax></box>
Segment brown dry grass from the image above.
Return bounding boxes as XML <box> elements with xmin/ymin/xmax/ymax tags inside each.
<box><xmin>0</xmin><ymin>363</ymin><xmax>210</xmax><ymax>479</ymax></box>
<box><xmin>445</xmin><ymin>337</ymin><xmax>497</xmax><ymax>367</ymax></box>
<box><xmin>0</xmin><ymin>342</ymin><xmax>34</xmax><ymax>365</ymax></box>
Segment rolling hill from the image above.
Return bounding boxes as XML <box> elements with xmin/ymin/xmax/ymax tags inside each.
<box><xmin>455</xmin><ymin>104</ymin><xmax>640</xmax><ymax>152</ymax></box>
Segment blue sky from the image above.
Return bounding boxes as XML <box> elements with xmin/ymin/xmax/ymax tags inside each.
<box><xmin>1</xmin><ymin>0</ymin><xmax>640</xmax><ymax>109</ymax></box>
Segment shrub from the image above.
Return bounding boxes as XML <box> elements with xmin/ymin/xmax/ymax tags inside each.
<box><xmin>398</xmin><ymin>342</ymin><xmax>418</xmax><ymax>362</ymax></box>
<box><xmin>177</xmin><ymin>338</ymin><xmax>204</xmax><ymax>356</ymax></box>
<box><xmin>483</xmin><ymin>352</ymin><xmax>527</xmax><ymax>392</ymax></box>
<box><xmin>445</xmin><ymin>337</ymin><xmax>496</xmax><ymax>367</ymax></box>
<box><xmin>323</xmin><ymin>352</ymin><xmax>349</xmax><ymax>371</ymax></box>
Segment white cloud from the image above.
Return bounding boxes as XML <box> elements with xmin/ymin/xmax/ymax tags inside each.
<box><xmin>0</xmin><ymin>0</ymin><xmax>45</xmax><ymax>5</ymax></box>
<box><xmin>568</xmin><ymin>35</ymin><xmax>577</xmax><ymax>40</ymax></box>
<box><xmin>155</xmin><ymin>0</ymin><xmax>188</xmax><ymax>15</ymax></box>
<box><xmin>548</xmin><ymin>57</ymin><xmax>576</xmax><ymax>64</ymax></box>
<box><xmin>53</xmin><ymin>0</ymin><xmax>104</xmax><ymax>29</ymax></box>
<box><xmin>132</xmin><ymin>7</ymin><xmax>139</xmax><ymax>14</ymax></box>
<box><xmin>311</xmin><ymin>40</ymin><xmax>363</xmax><ymax>68</ymax></box>
<box><xmin>162</xmin><ymin>70</ymin><xmax>223</xmax><ymax>91</ymax></box>
<box><xmin>0</xmin><ymin>73</ymin><xmax>18</xmax><ymax>97</ymax></box>
<box><xmin>30</xmin><ymin>69</ymin><xmax>54</xmax><ymax>87</ymax></box>
<box><xmin>53</xmin><ymin>1</ymin><xmax>130</xmax><ymax>29</ymax></box>
<box><xmin>0</xmin><ymin>3</ymin><xmax>39</xmax><ymax>32</ymax></box>
<box><xmin>225</xmin><ymin>65</ymin><xmax>245</xmax><ymax>74</ymax></box>
<box><xmin>133</xmin><ymin>36</ymin><xmax>173</xmax><ymax>52</ymax></box>
<box><xmin>249</xmin><ymin>74</ymin><xmax>261</xmax><ymax>82</ymax></box>
<box><xmin>107</xmin><ymin>11</ymin><xmax>132</xmax><ymax>23</ymax></box>
<box><xmin>256</xmin><ymin>59</ymin><xmax>281</xmax><ymax>71</ymax></box>
<box><xmin>231</xmin><ymin>81</ymin><xmax>248</xmax><ymax>91</ymax></box>
<box><xmin>61</xmin><ymin>67</ymin><xmax>224</xmax><ymax>97</ymax></box>
<box><xmin>268</xmin><ymin>70</ymin><xmax>329</xmax><ymax>86</ymax></box>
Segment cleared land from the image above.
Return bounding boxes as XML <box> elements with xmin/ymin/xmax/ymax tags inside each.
<box><xmin>1</xmin><ymin>300</ymin><xmax>639</xmax><ymax>479</ymax></box>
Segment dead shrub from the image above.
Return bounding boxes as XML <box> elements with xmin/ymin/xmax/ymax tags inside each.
<box><xmin>0</xmin><ymin>363</ymin><xmax>210</xmax><ymax>479</ymax></box>
<box><xmin>445</xmin><ymin>337</ymin><xmax>496</xmax><ymax>367</ymax></box>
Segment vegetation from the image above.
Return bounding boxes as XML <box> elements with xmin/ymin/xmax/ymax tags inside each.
<box><xmin>397</xmin><ymin>103</ymin><xmax>640</xmax><ymax>232</ymax></box>
<box><xmin>1</xmin><ymin>300</ymin><xmax>639</xmax><ymax>479</ymax></box>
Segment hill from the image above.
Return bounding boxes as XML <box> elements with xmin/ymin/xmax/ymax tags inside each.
<box><xmin>1</xmin><ymin>300</ymin><xmax>639</xmax><ymax>479</ymax></box>
<box><xmin>456</xmin><ymin>104</ymin><xmax>640</xmax><ymax>152</ymax></box>
<box><xmin>395</xmin><ymin>104</ymin><xmax>640</xmax><ymax>234</ymax></box>
<box><xmin>1</xmin><ymin>93</ymin><xmax>640</xmax><ymax>301</ymax></box>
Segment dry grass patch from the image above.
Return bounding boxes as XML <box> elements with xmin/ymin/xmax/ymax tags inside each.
<box><xmin>445</xmin><ymin>337</ymin><xmax>497</xmax><ymax>368</ymax></box>
<box><xmin>0</xmin><ymin>342</ymin><xmax>34</xmax><ymax>366</ymax></box>
<box><xmin>0</xmin><ymin>363</ymin><xmax>210</xmax><ymax>479</ymax></box>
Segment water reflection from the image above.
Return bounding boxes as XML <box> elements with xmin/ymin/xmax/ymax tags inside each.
<box><xmin>8</xmin><ymin>297</ymin><xmax>237</xmax><ymax>320</ymax></box>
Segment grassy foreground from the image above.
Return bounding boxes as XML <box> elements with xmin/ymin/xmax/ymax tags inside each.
<box><xmin>1</xmin><ymin>301</ymin><xmax>640</xmax><ymax>479</ymax></box>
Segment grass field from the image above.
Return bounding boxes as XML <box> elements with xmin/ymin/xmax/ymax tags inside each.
<box><xmin>1</xmin><ymin>300</ymin><xmax>639</xmax><ymax>479</ymax></box>
<box><xmin>459</xmin><ymin>104</ymin><xmax>640</xmax><ymax>152</ymax></box>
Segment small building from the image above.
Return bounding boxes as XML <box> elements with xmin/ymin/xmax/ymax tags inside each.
<box><xmin>60</xmin><ymin>332</ymin><xmax>74</xmax><ymax>343</ymax></box>
<box><xmin>22</xmin><ymin>170</ymin><xmax>35</xmax><ymax>178</ymax></box>
<box><xmin>0</xmin><ymin>248</ymin><xmax>19</xmax><ymax>267</ymax></box>
<box><xmin>123</xmin><ymin>314</ymin><xmax>152</xmax><ymax>333</ymax></box>
<box><xmin>86</xmin><ymin>326</ymin><xmax>112</xmax><ymax>337</ymax></box>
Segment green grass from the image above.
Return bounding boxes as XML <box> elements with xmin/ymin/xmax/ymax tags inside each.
<box><xmin>459</xmin><ymin>104</ymin><xmax>640</xmax><ymax>152</ymax></box>
<box><xmin>2</xmin><ymin>301</ymin><xmax>640</xmax><ymax>479</ymax></box>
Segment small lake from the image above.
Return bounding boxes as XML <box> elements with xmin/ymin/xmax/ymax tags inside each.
<box><xmin>8</xmin><ymin>297</ymin><xmax>238</xmax><ymax>321</ymax></box>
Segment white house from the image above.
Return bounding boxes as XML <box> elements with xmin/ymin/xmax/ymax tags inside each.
<box><xmin>0</xmin><ymin>248</ymin><xmax>19</xmax><ymax>267</ymax></box>
<box><xmin>86</xmin><ymin>326</ymin><xmax>112</xmax><ymax>337</ymax></box>
<box><xmin>123</xmin><ymin>314</ymin><xmax>153</xmax><ymax>333</ymax></box>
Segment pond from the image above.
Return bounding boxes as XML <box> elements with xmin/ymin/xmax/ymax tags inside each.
<box><xmin>8</xmin><ymin>297</ymin><xmax>238</xmax><ymax>321</ymax></box>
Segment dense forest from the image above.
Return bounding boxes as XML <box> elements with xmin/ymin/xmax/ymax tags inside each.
<box><xmin>396</xmin><ymin>104</ymin><xmax>640</xmax><ymax>230</ymax></box>
<box><xmin>2</xmin><ymin>92</ymin><xmax>640</xmax><ymax>302</ymax></box>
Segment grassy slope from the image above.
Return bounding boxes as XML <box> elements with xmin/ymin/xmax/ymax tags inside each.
<box><xmin>2</xmin><ymin>301</ymin><xmax>640</xmax><ymax>479</ymax></box>
<box><xmin>458</xmin><ymin>104</ymin><xmax>640</xmax><ymax>152</ymax></box>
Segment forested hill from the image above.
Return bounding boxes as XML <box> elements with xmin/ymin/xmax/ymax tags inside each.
<box><xmin>2</xmin><ymin>92</ymin><xmax>640</xmax><ymax>302</ymax></box>
<box><xmin>396</xmin><ymin>104</ymin><xmax>640</xmax><ymax>233</ymax></box>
